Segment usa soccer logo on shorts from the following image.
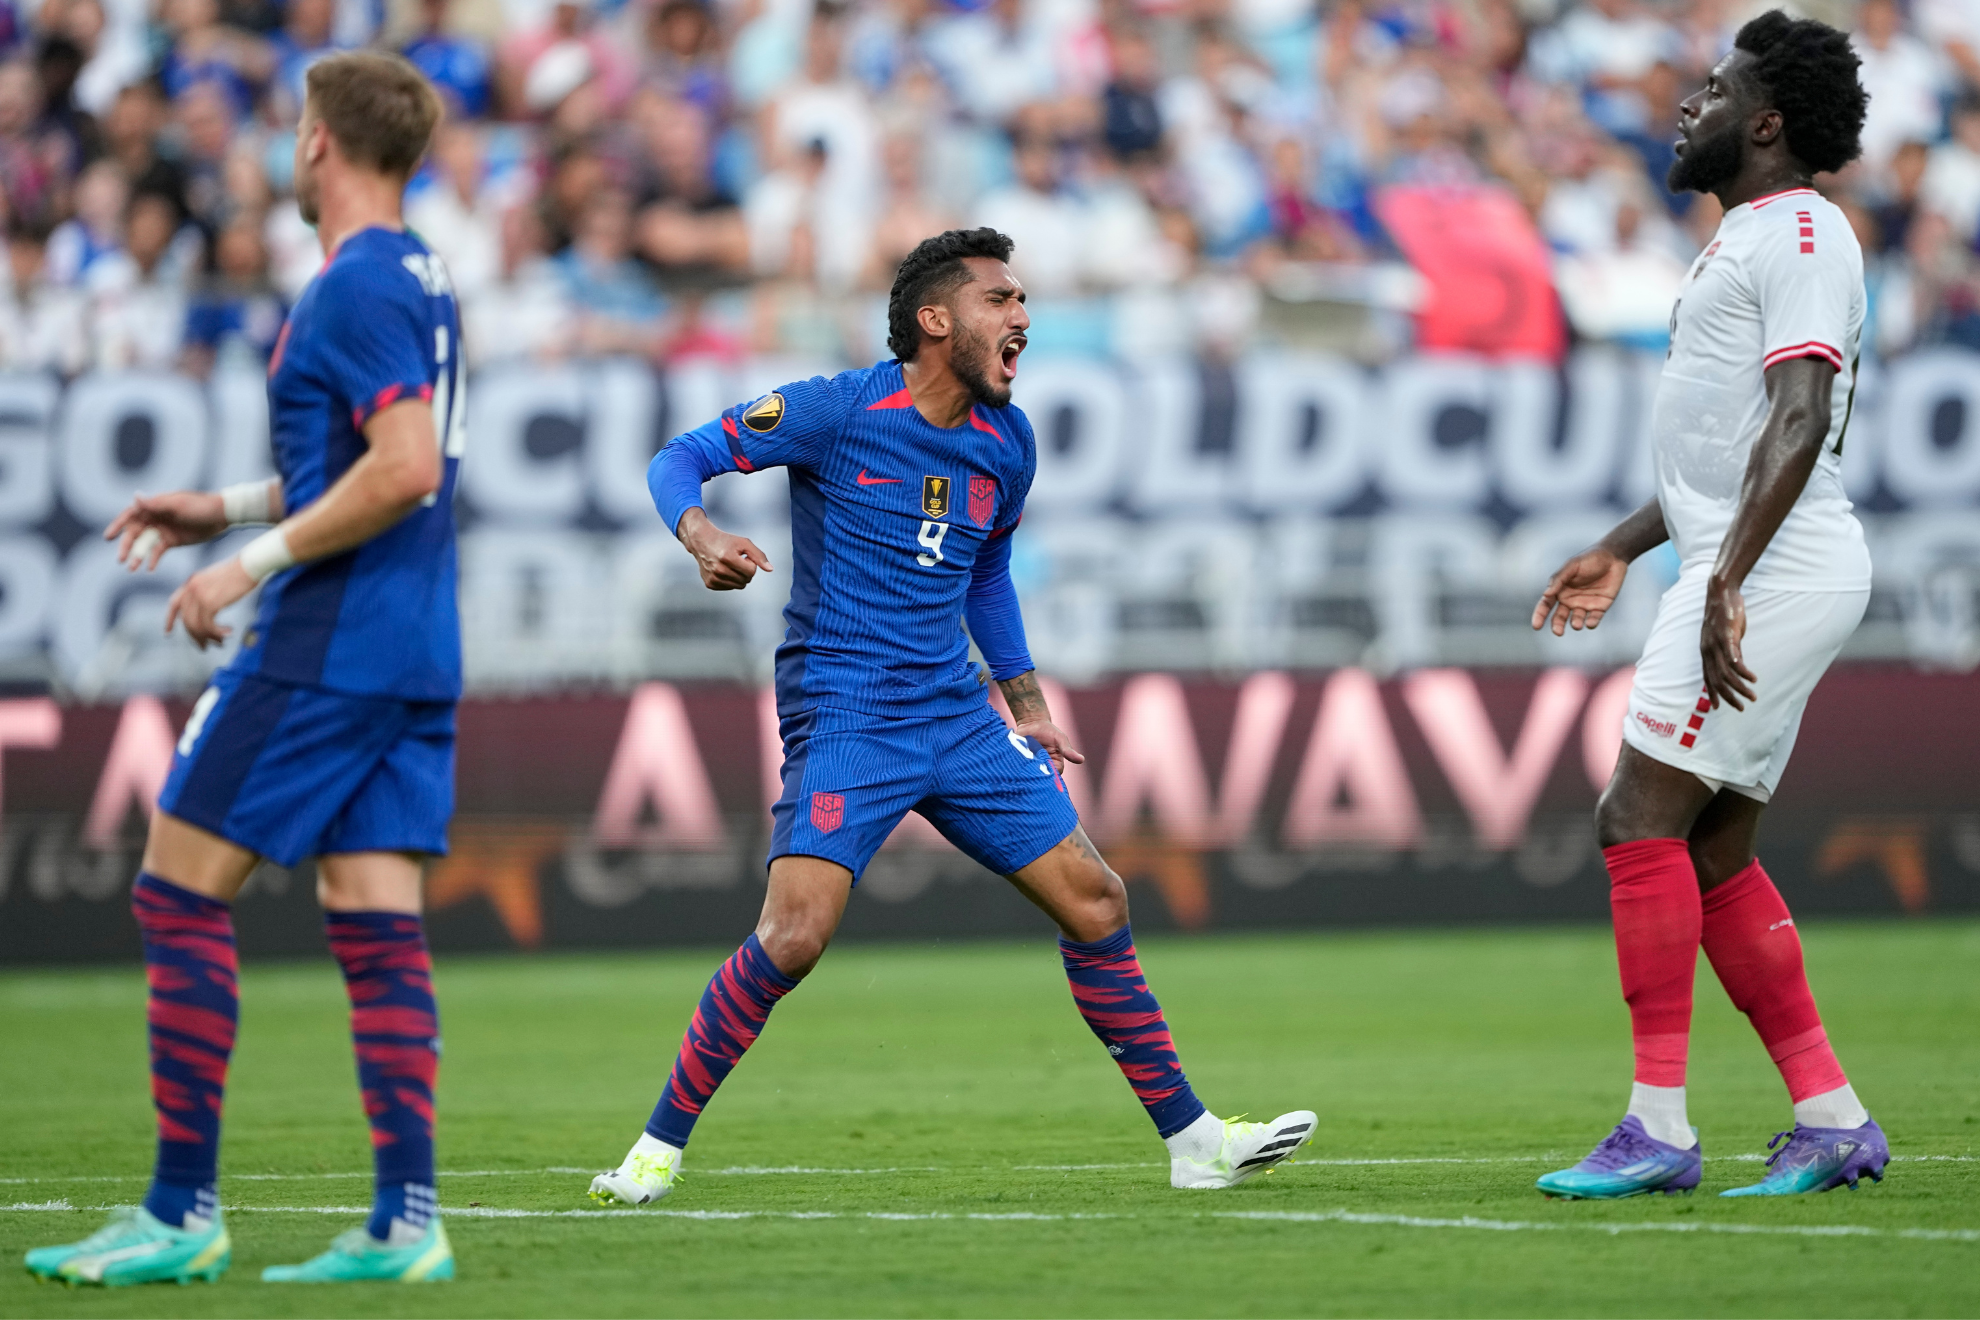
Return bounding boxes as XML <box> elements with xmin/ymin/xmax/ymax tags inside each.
<box><xmin>921</xmin><ymin>476</ymin><xmax>950</xmax><ymax>520</ymax></box>
<box><xmin>741</xmin><ymin>392</ymin><xmax>785</xmax><ymax>433</ymax></box>
<box><xmin>968</xmin><ymin>475</ymin><xmax>996</xmax><ymax>528</ymax></box>
<box><xmin>810</xmin><ymin>791</ymin><xmax>844</xmax><ymax>832</ymax></box>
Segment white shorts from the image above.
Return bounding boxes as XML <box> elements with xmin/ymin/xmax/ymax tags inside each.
<box><xmin>1621</xmin><ymin>575</ymin><xmax>1868</xmax><ymax>802</ymax></box>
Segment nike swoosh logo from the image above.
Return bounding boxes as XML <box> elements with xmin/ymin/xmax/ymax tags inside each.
<box><xmin>856</xmin><ymin>470</ymin><xmax>901</xmax><ymax>485</ymax></box>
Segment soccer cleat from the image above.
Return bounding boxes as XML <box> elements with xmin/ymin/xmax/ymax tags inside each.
<box><xmin>1719</xmin><ymin>1117</ymin><xmax>1889</xmax><ymax>1196</ymax></box>
<box><xmin>1170</xmin><ymin>1111</ymin><xmax>1317</xmax><ymax>1189</ymax></box>
<box><xmin>261</xmin><ymin>1219</ymin><xmax>453</xmax><ymax>1282</ymax></box>
<box><xmin>589</xmin><ymin>1146</ymin><xmax>683</xmax><ymax>1206</ymax></box>
<box><xmin>1536</xmin><ymin>1116</ymin><xmax>1703</xmax><ymax>1199</ymax></box>
<box><xmin>23</xmin><ymin>1206</ymin><xmax>229</xmax><ymax>1287</ymax></box>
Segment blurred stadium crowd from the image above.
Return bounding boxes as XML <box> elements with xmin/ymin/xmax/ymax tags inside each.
<box><xmin>4</xmin><ymin>0</ymin><xmax>1980</xmax><ymax>370</ymax></box>
<box><xmin>11</xmin><ymin>0</ymin><xmax>1980</xmax><ymax>700</ymax></box>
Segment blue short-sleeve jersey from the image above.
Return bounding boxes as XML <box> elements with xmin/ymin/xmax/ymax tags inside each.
<box><xmin>227</xmin><ymin>226</ymin><xmax>465</xmax><ymax>702</ymax></box>
<box><xmin>649</xmin><ymin>359</ymin><xmax>1037</xmax><ymax>719</ymax></box>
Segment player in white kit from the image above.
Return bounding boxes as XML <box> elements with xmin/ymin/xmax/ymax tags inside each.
<box><xmin>1529</xmin><ymin>11</ymin><xmax>1888</xmax><ymax>1199</ymax></box>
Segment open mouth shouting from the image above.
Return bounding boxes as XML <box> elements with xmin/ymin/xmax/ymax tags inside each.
<box><xmin>1000</xmin><ymin>333</ymin><xmax>1027</xmax><ymax>381</ymax></box>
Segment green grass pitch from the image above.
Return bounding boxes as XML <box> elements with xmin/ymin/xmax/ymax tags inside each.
<box><xmin>3</xmin><ymin>921</ymin><xmax>1977</xmax><ymax>1318</ymax></box>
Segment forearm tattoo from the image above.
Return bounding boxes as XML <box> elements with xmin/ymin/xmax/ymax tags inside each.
<box><xmin>999</xmin><ymin>669</ymin><xmax>1050</xmax><ymax>727</ymax></box>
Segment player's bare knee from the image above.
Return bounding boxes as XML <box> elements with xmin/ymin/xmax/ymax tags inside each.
<box><xmin>754</xmin><ymin>917</ymin><xmax>831</xmax><ymax>980</ymax></box>
<box><xmin>1593</xmin><ymin>785</ymin><xmax>1645</xmax><ymax>851</ymax></box>
<box><xmin>1063</xmin><ymin>862</ymin><xmax>1128</xmax><ymax>943</ymax></box>
<box><xmin>1687</xmin><ymin>837</ymin><xmax>1752</xmax><ymax>892</ymax></box>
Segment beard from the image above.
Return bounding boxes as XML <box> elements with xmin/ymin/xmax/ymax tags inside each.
<box><xmin>950</xmin><ymin>318</ymin><xmax>1013</xmax><ymax>408</ymax></box>
<box><xmin>1668</xmin><ymin>122</ymin><xmax>1745</xmax><ymax>194</ymax></box>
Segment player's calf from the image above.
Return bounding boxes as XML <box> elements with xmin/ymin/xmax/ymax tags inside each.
<box><xmin>1058</xmin><ymin>924</ymin><xmax>1315</xmax><ymax>1189</ymax></box>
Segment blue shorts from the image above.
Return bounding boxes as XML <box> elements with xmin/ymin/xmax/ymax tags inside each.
<box><xmin>769</xmin><ymin>701</ymin><xmax>1080</xmax><ymax>881</ymax></box>
<box><xmin>156</xmin><ymin>669</ymin><xmax>456</xmax><ymax>868</ymax></box>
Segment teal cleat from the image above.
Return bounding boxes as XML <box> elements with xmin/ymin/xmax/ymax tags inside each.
<box><xmin>23</xmin><ymin>1206</ymin><xmax>230</xmax><ymax>1287</ymax></box>
<box><xmin>261</xmin><ymin>1219</ymin><xmax>454</xmax><ymax>1283</ymax></box>
<box><xmin>1720</xmin><ymin>1118</ymin><xmax>1889</xmax><ymax>1196</ymax></box>
<box><xmin>1536</xmin><ymin>1117</ymin><xmax>1703</xmax><ymax>1199</ymax></box>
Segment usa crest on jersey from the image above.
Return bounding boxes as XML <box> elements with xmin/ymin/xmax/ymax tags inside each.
<box><xmin>968</xmin><ymin>476</ymin><xmax>996</xmax><ymax>528</ymax></box>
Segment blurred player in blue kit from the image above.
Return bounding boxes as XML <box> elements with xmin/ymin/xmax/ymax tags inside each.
<box><xmin>25</xmin><ymin>53</ymin><xmax>462</xmax><ymax>1286</ymax></box>
<box><xmin>588</xmin><ymin>228</ymin><xmax>1316</xmax><ymax>1207</ymax></box>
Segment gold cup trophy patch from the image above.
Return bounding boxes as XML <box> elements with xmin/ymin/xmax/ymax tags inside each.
<box><xmin>921</xmin><ymin>476</ymin><xmax>951</xmax><ymax>519</ymax></box>
<box><xmin>741</xmin><ymin>392</ymin><xmax>785</xmax><ymax>433</ymax></box>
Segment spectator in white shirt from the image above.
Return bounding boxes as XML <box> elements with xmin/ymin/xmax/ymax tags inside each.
<box><xmin>84</xmin><ymin>175</ymin><xmax>199</xmax><ymax>370</ymax></box>
<box><xmin>1854</xmin><ymin>0</ymin><xmax>1947</xmax><ymax>184</ymax></box>
<box><xmin>1923</xmin><ymin>94</ymin><xmax>1980</xmax><ymax>243</ymax></box>
<box><xmin>924</xmin><ymin>0</ymin><xmax>1056</xmax><ymax>127</ymax></box>
<box><xmin>1526</xmin><ymin>0</ymin><xmax>1679</xmax><ymax>135</ymax></box>
<box><xmin>46</xmin><ymin>159</ymin><xmax>127</xmax><ymax>287</ymax></box>
<box><xmin>0</xmin><ymin>220</ymin><xmax>88</xmax><ymax>374</ymax></box>
<box><xmin>760</xmin><ymin>2</ymin><xmax>878</xmax><ymax>290</ymax></box>
<box><xmin>974</xmin><ymin>130</ymin><xmax>1085</xmax><ymax>296</ymax></box>
<box><xmin>1917</xmin><ymin>0</ymin><xmax>1980</xmax><ymax>95</ymax></box>
<box><xmin>466</xmin><ymin>204</ymin><xmax>577</xmax><ymax>367</ymax></box>
<box><xmin>406</xmin><ymin>121</ymin><xmax>510</xmax><ymax>302</ymax></box>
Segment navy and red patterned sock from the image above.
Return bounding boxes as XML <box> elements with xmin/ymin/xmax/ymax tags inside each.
<box><xmin>646</xmin><ymin>934</ymin><xmax>799</xmax><ymax>1148</ymax></box>
<box><xmin>326</xmin><ymin>911</ymin><xmax>440</xmax><ymax>1242</ymax></box>
<box><xmin>1061</xmin><ymin>925</ymin><xmax>1206</xmax><ymax>1138</ymax></box>
<box><xmin>134</xmin><ymin>872</ymin><xmax>238</xmax><ymax>1229</ymax></box>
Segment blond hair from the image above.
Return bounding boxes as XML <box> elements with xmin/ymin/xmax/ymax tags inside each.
<box><xmin>304</xmin><ymin>52</ymin><xmax>443</xmax><ymax>179</ymax></box>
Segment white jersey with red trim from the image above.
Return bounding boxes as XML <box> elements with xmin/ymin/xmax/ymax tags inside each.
<box><xmin>1651</xmin><ymin>187</ymin><xmax>1871</xmax><ymax>590</ymax></box>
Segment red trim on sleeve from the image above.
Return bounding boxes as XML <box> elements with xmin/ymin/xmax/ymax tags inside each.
<box><xmin>1763</xmin><ymin>341</ymin><xmax>1843</xmax><ymax>370</ymax></box>
<box><xmin>968</xmin><ymin>409</ymin><xmax>1002</xmax><ymax>441</ymax></box>
<box><xmin>719</xmin><ymin>412</ymin><xmax>756</xmax><ymax>472</ymax></box>
<box><xmin>352</xmin><ymin>382</ymin><xmax>433</xmax><ymax>429</ymax></box>
<box><xmin>988</xmin><ymin>514</ymin><xmax>1022</xmax><ymax>539</ymax></box>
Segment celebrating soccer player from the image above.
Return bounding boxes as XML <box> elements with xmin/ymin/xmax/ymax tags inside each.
<box><xmin>26</xmin><ymin>54</ymin><xmax>462</xmax><ymax>1285</ymax></box>
<box><xmin>588</xmin><ymin>228</ymin><xmax>1315</xmax><ymax>1206</ymax></box>
<box><xmin>1530</xmin><ymin>12</ymin><xmax>1884</xmax><ymax>1199</ymax></box>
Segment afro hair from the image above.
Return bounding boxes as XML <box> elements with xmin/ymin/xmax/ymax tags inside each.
<box><xmin>885</xmin><ymin>227</ymin><xmax>1015</xmax><ymax>361</ymax></box>
<box><xmin>1733</xmin><ymin>9</ymin><xmax>1867</xmax><ymax>175</ymax></box>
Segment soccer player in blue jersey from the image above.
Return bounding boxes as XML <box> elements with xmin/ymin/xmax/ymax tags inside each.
<box><xmin>25</xmin><ymin>54</ymin><xmax>461</xmax><ymax>1287</ymax></box>
<box><xmin>588</xmin><ymin>228</ymin><xmax>1315</xmax><ymax>1207</ymax></box>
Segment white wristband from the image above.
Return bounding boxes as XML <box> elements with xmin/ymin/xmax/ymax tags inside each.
<box><xmin>220</xmin><ymin>480</ymin><xmax>276</xmax><ymax>525</ymax></box>
<box><xmin>238</xmin><ymin>528</ymin><xmax>296</xmax><ymax>583</ymax></box>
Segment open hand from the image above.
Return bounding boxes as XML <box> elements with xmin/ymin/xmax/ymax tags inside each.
<box><xmin>165</xmin><ymin>558</ymin><xmax>256</xmax><ymax>648</ymax></box>
<box><xmin>678</xmin><ymin>508</ymin><xmax>773</xmax><ymax>591</ymax></box>
<box><xmin>1533</xmin><ymin>547</ymin><xmax>1629</xmax><ymax>636</ymax></box>
<box><xmin>105</xmin><ymin>491</ymin><xmax>228</xmax><ymax>572</ymax></box>
<box><xmin>1013</xmin><ymin>719</ymin><xmax>1085</xmax><ymax>775</ymax></box>
<box><xmin>1700</xmin><ymin>578</ymin><xmax>1756</xmax><ymax>711</ymax></box>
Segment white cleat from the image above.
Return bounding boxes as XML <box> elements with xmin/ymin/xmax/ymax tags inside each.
<box><xmin>1170</xmin><ymin>1111</ymin><xmax>1317</xmax><ymax>1189</ymax></box>
<box><xmin>588</xmin><ymin>1139</ymin><xmax>683</xmax><ymax>1206</ymax></box>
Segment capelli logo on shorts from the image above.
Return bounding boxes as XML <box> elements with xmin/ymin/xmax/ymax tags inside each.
<box><xmin>1636</xmin><ymin>712</ymin><xmax>1678</xmax><ymax>739</ymax></box>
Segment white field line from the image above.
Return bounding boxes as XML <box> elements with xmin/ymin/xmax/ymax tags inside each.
<box><xmin>0</xmin><ymin>1154</ymin><xmax>1969</xmax><ymax>1188</ymax></box>
<box><xmin>5</xmin><ymin>1201</ymin><xmax>1975</xmax><ymax>1244</ymax></box>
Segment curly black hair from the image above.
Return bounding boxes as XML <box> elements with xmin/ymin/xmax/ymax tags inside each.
<box><xmin>1733</xmin><ymin>9</ymin><xmax>1867</xmax><ymax>175</ymax></box>
<box><xmin>885</xmin><ymin>227</ymin><xmax>1015</xmax><ymax>362</ymax></box>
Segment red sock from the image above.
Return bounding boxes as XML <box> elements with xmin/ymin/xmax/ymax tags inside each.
<box><xmin>1604</xmin><ymin>839</ymin><xmax>1700</xmax><ymax>1087</ymax></box>
<box><xmin>1700</xmin><ymin>860</ymin><xmax>1846</xmax><ymax>1102</ymax></box>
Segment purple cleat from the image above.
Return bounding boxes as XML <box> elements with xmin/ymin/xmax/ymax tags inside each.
<box><xmin>1719</xmin><ymin>1117</ymin><xmax>1889</xmax><ymax>1196</ymax></box>
<box><xmin>1536</xmin><ymin>1116</ymin><xmax>1703</xmax><ymax>1199</ymax></box>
